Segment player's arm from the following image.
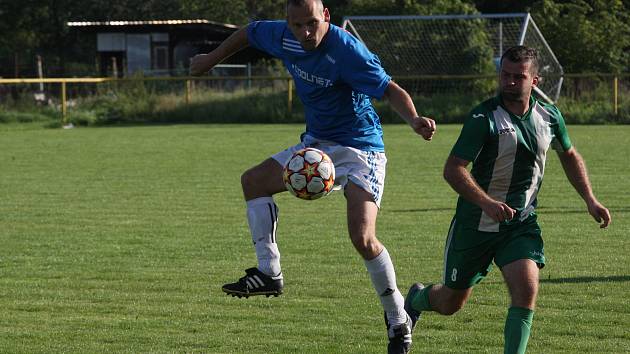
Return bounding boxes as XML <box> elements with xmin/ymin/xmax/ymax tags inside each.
<box><xmin>383</xmin><ymin>81</ymin><xmax>436</xmax><ymax>141</ymax></box>
<box><xmin>189</xmin><ymin>26</ymin><xmax>249</xmax><ymax>76</ymax></box>
<box><xmin>557</xmin><ymin>147</ymin><xmax>611</xmax><ymax>228</ymax></box>
<box><xmin>443</xmin><ymin>155</ymin><xmax>516</xmax><ymax>222</ymax></box>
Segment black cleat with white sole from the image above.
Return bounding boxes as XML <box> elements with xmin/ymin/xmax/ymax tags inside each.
<box><xmin>385</xmin><ymin>312</ymin><xmax>414</xmax><ymax>354</ymax></box>
<box><xmin>222</xmin><ymin>267</ymin><xmax>284</xmax><ymax>298</ymax></box>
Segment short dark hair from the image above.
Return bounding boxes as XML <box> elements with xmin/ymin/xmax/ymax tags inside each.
<box><xmin>501</xmin><ymin>46</ymin><xmax>539</xmax><ymax>75</ymax></box>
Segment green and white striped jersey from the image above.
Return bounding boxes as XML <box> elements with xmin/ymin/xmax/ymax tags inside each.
<box><xmin>451</xmin><ymin>94</ymin><xmax>572</xmax><ymax>232</ymax></box>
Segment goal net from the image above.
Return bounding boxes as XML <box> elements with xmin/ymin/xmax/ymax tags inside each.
<box><xmin>342</xmin><ymin>13</ymin><xmax>563</xmax><ymax>103</ymax></box>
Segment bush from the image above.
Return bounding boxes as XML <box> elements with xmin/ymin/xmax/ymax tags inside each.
<box><xmin>0</xmin><ymin>109</ymin><xmax>56</xmax><ymax>124</ymax></box>
<box><xmin>1</xmin><ymin>78</ymin><xmax>627</xmax><ymax>127</ymax></box>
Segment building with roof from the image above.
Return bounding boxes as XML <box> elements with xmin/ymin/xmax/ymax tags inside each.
<box><xmin>67</xmin><ymin>19</ymin><xmax>267</xmax><ymax>77</ymax></box>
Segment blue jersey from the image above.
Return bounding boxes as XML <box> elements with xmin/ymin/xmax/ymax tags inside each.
<box><xmin>247</xmin><ymin>21</ymin><xmax>391</xmax><ymax>152</ymax></box>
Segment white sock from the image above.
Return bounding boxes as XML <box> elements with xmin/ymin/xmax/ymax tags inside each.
<box><xmin>246</xmin><ymin>197</ymin><xmax>281</xmax><ymax>277</ymax></box>
<box><xmin>364</xmin><ymin>247</ymin><xmax>406</xmax><ymax>325</ymax></box>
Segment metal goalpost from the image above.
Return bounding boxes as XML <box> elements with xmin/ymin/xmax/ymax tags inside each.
<box><xmin>342</xmin><ymin>13</ymin><xmax>563</xmax><ymax>103</ymax></box>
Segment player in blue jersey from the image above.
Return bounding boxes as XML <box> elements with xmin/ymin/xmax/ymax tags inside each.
<box><xmin>190</xmin><ymin>1</ymin><xmax>435</xmax><ymax>353</ymax></box>
<box><xmin>404</xmin><ymin>46</ymin><xmax>611</xmax><ymax>354</ymax></box>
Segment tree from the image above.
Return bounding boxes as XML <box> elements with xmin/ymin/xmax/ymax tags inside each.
<box><xmin>0</xmin><ymin>0</ymin><xmax>43</xmax><ymax>76</ymax></box>
<box><xmin>1</xmin><ymin>0</ymin><xmax>627</xmax><ymax>77</ymax></box>
<box><xmin>530</xmin><ymin>0</ymin><xmax>629</xmax><ymax>73</ymax></box>
<box><xmin>179</xmin><ymin>0</ymin><xmax>285</xmax><ymax>25</ymax></box>
<box><xmin>472</xmin><ymin>0</ymin><xmax>536</xmax><ymax>14</ymax></box>
<box><xmin>333</xmin><ymin>0</ymin><xmax>477</xmax><ymax>24</ymax></box>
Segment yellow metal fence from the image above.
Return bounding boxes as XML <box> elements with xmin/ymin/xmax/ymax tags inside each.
<box><xmin>0</xmin><ymin>73</ymin><xmax>626</xmax><ymax>124</ymax></box>
<box><xmin>0</xmin><ymin>76</ymin><xmax>295</xmax><ymax>124</ymax></box>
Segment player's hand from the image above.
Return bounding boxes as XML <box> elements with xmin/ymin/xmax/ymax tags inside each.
<box><xmin>481</xmin><ymin>200</ymin><xmax>516</xmax><ymax>223</ymax></box>
<box><xmin>586</xmin><ymin>199</ymin><xmax>611</xmax><ymax>228</ymax></box>
<box><xmin>411</xmin><ymin>116</ymin><xmax>436</xmax><ymax>141</ymax></box>
<box><xmin>189</xmin><ymin>53</ymin><xmax>215</xmax><ymax>76</ymax></box>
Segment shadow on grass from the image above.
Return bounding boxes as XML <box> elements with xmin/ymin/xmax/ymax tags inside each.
<box><xmin>389</xmin><ymin>208</ymin><xmax>454</xmax><ymax>213</ymax></box>
<box><xmin>388</xmin><ymin>206</ymin><xmax>629</xmax><ymax>215</ymax></box>
<box><xmin>540</xmin><ymin>275</ymin><xmax>630</xmax><ymax>284</ymax></box>
<box><xmin>536</xmin><ymin>206</ymin><xmax>630</xmax><ymax>214</ymax></box>
<box><xmin>389</xmin><ymin>206</ymin><xmax>629</xmax><ymax>215</ymax></box>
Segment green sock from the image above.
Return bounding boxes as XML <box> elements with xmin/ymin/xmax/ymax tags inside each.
<box><xmin>410</xmin><ymin>284</ymin><xmax>434</xmax><ymax>312</ymax></box>
<box><xmin>504</xmin><ymin>306</ymin><xmax>534</xmax><ymax>354</ymax></box>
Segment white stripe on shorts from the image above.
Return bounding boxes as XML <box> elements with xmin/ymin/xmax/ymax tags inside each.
<box><xmin>442</xmin><ymin>219</ymin><xmax>456</xmax><ymax>284</ymax></box>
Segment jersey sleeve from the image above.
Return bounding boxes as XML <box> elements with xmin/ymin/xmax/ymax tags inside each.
<box><xmin>550</xmin><ymin>107</ymin><xmax>572</xmax><ymax>152</ymax></box>
<box><xmin>247</xmin><ymin>21</ymin><xmax>285</xmax><ymax>58</ymax></box>
<box><xmin>339</xmin><ymin>42</ymin><xmax>391</xmax><ymax>99</ymax></box>
<box><xmin>451</xmin><ymin>110</ymin><xmax>491</xmax><ymax>162</ymax></box>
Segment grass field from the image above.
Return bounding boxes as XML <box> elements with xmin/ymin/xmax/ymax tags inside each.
<box><xmin>0</xmin><ymin>123</ymin><xmax>628</xmax><ymax>353</ymax></box>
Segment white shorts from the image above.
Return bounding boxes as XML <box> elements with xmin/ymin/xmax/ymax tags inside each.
<box><xmin>272</xmin><ymin>134</ymin><xmax>387</xmax><ymax>207</ymax></box>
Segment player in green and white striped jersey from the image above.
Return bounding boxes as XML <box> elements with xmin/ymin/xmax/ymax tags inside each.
<box><xmin>405</xmin><ymin>46</ymin><xmax>611</xmax><ymax>354</ymax></box>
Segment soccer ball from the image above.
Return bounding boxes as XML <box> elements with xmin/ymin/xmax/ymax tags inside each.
<box><xmin>283</xmin><ymin>148</ymin><xmax>335</xmax><ymax>200</ymax></box>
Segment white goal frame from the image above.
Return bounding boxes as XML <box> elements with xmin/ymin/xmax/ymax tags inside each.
<box><xmin>342</xmin><ymin>13</ymin><xmax>563</xmax><ymax>103</ymax></box>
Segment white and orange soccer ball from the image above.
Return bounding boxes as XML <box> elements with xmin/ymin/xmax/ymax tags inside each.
<box><xmin>283</xmin><ymin>148</ymin><xmax>335</xmax><ymax>200</ymax></box>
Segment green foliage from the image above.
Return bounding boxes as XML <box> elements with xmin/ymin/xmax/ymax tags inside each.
<box><xmin>0</xmin><ymin>110</ymin><xmax>52</xmax><ymax>124</ymax></box>
<box><xmin>1</xmin><ymin>80</ymin><xmax>625</xmax><ymax>126</ymax></box>
<box><xmin>531</xmin><ymin>0</ymin><xmax>630</xmax><ymax>74</ymax></box>
<box><xmin>555</xmin><ymin>75</ymin><xmax>630</xmax><ymax>123</ymax></box>
<box><xmin>62</xmin><ymin>86</ymin><xmax>302</xmax><ymax>126</ymax></box>
<box><xmin>179</xmin><ymin>0</ymin><xmax>250</xmax><ymax>24</ymax></box>
<box><xmin>0</xmin><ymin>93</ymin><xmax>60</xmax><ymax>126</ymax></box>
<box><xmin>375</xmin><ymin>92</ymin><xmax>488</xmax><ymax>124</ymax></box>
<box><xmin>556</xmin><ymin>98</ymin><xmax>630</xmax><ymax>124</ymax></box>
<box><xmin>1</xmin><ymin>0</ymin><xmax>628</xmax><ymax>76</ymax></box>
<box><xmin>153</xmin><ymin>89</ymin><xmax>303</xmax><ymax>124</ymax></box>
<box><xmin>335</xmin><ymin>0</ymin><xmax>476</xmax><ymax>18</ymax></box>
<box><xmin>557</xmin><ymin>99</ymin><xmax>625</xmax><ymax>124</ymax></box>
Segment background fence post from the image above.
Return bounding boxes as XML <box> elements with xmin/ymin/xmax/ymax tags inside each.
<box><xmin>185</xmin><ymin>79</ymin><xmax>191</xmax><ymax>105</ymax></box>
<box><xmin>61</xmin><ymin>81</ymin><xmax>67</xmax><ymax>124</ymax></box>
<box><xmin>247</xmin><ymin>63</ymin><xmax>252</xmax><ymax>90</ymax></box>
<box><xmin>613</xmin><ymin>76</ymin><xmax>618</xmax><ymax>117</ymax></box>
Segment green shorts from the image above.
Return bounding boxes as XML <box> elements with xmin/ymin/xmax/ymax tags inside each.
<box><xmin>443</xmin><ymin>216</ymin><xmax>545</xmax><ymax>289</ymax></box>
